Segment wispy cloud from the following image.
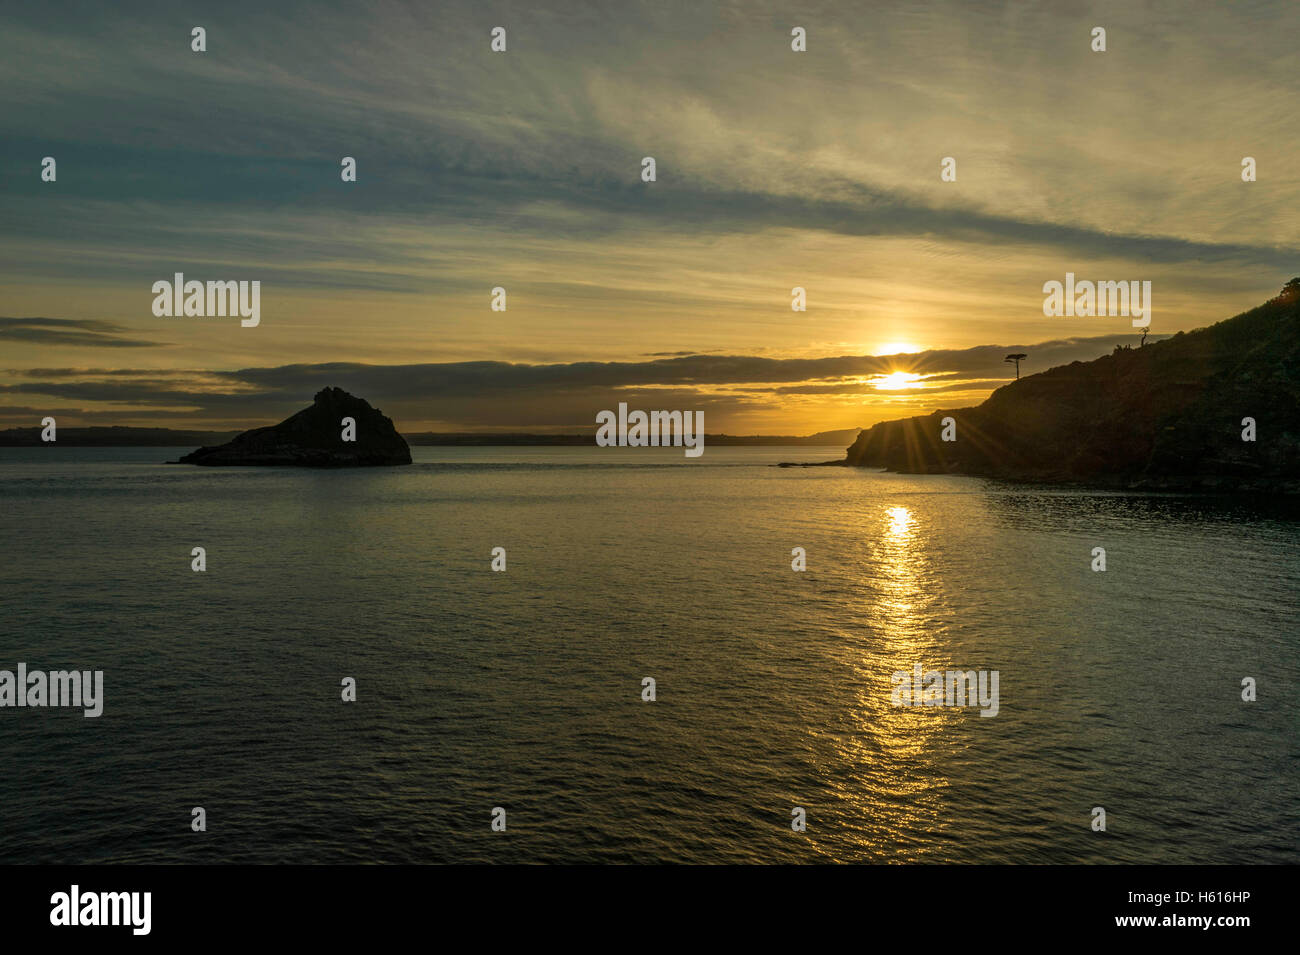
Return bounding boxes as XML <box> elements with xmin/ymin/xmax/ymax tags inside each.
<box><xmin>0</xmin><ymin>317</ymin><xmax>160</xmax><ymax>348</ymax></box>
<box><xmin>2</xmin><ymin>0</ymin><xmax>1295</xmax><ymax>432</ymax></box>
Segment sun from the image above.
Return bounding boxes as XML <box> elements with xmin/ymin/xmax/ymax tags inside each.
<box><xmin>874</xmin><ymin>371</ymin><xmax>924</xmax><ymax>390</ymax></box>
<box><xmin>877</xmin><ymin>342</ymin><xmax>923</xmax><ymax>356</ymax></box>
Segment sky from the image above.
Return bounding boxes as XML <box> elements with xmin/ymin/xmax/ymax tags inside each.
<box><xmin>2</xmin><ymin>0</ymin><xmax>1297</xmax><ymax>433</ymax></box>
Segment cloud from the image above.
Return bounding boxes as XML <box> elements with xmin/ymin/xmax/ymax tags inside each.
<box><xmin>1</xmin><ymin>0</ymin><xmax>1294</xmax><ymax>434</ymax></box>
<box><xmin>2</xmin><ymin>0</ymin><xmax>1297</xmax><ymax>295</ymax></box>
<box><xmin>0</xmin><ymin>317</ymin><xmax>160</xmax><ymax>348</ymax></box>
<box><xmin>0</xmin><ymin>332</ymin><xmax>1153</xmax><ymax>429</ymax></box>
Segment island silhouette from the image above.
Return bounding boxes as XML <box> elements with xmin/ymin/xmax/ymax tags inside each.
<box><xmin>174</xmin><ymin>386</ymin><xmax>412</xmax><ymax>467</ymax></box>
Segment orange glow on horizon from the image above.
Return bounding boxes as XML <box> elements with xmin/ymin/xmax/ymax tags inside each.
<box><xmin>874</xmin><ymin>371</ymin><xmax>924</xmax><ymax>390</ymax></box>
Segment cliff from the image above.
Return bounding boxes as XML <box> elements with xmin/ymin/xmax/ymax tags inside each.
<box><xmin>175</xmin><ymin>387</ymin><xmax>411</xmax><ymax>467</ymax></box>
<box><xmin>844</xmin><ymin>284</ymin><xmax>1300</xmax><ymax>491</ymax></box>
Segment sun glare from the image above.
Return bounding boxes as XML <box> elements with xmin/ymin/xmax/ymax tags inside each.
<box><xmin>874</xmin><ymin>371</ymin><xmax>924</xmax><ymax>390</ymax></box>
<box><xmin>877</xmin><ymin>342</ymin><xmax>923</xmax><ymax>355</ymax></box>
<box><xmin>886</xmin><ymin>505</ymin><xmax>914</xmax><ymax>539</ymax></box>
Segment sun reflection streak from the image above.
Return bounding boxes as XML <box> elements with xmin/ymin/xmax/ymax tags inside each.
<box><xmin>827</xmin><ymin>500</ymin><xmax>959</xmax><ymax>860</ymax></box>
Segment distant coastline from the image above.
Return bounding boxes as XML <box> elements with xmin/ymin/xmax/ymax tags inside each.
<box><xmin>0</xmin><ymin>426</ymin><xmax>861</xmax><ymax>448</ymax></box>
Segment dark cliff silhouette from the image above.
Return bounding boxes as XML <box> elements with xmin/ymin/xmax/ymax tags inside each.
<box><xmin>844</xmin><ymin>283</ymin><xmax>1300</xmax><ymax>491</ymax></box>
<box><xmin>175</xmin><ymin>387</ymin><xmax>411</xmax><ymax>466</ymax></box>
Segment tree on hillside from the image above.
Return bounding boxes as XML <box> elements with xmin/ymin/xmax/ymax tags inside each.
<box><xmin>1004</xmin><ymin>353</ymin><xmax>1027</xmax><ymax>379</ymax></box>
<box><xmin>1278</xmin><ymin>277</ymin><xmax>1300</xmax><ymax>303</ymax></box>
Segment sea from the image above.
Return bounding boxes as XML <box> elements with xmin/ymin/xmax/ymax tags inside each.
<box><xmin>1</xmin><ymin>446</ymin><xmax>1296</xmax><ymax>864</ymax></box>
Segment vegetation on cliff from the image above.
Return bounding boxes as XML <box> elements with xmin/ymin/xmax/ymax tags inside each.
<box><xmin>844</xmin><ymin>281</ymin><xmax>1300</xmax><ymax>490</ymax></box>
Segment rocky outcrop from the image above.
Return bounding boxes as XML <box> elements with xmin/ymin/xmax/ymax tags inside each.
<box><xmin>844</xmin><ymin>284</ymin><xmax>1300</xmax><ymax>491</ymax></box>
<box><xmin>176</xmin><ymin>387</ymin><xmax>412</xmax><ymax>467</ymax></box>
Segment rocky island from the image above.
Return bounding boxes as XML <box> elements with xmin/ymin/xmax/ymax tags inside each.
<box><xmin>175</xmin><ymin>387</ymin><xmax>412</xmax><ymax>467</ymax></box>
<box><xmin>840</xmin><ymin>281</ymin><xmax>1300</xmax><ymax>492</ymax></box>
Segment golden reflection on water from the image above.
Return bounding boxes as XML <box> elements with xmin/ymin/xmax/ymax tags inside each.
<box><xmin>886</xmin><ymin>505</ymin><xmax>914</xmax><ymax>540</ymax></box>
<box><xmin>831</xmin><ymin>502</ymin><xmax>957</xmax><ymax>861</ymax></box>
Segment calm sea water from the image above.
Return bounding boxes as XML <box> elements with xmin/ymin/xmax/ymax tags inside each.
<box><xmin>1</xmin><ymin>446</ymin><xmax>1296</xmax><ymax>864</ymax></box>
